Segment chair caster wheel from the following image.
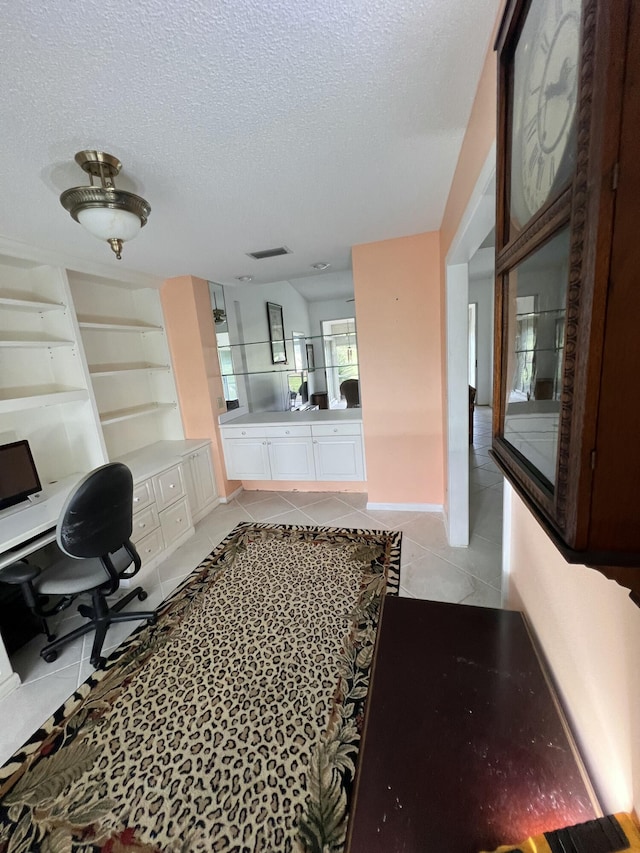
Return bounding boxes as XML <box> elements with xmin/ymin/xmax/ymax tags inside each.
<box><xmin>147</xmin><ymin>614</ymin><xmax>158</xmax><ymax>625</ymax></box>
<box><xmin>90</xmin><ymin>656</ymin><xmax>106</xmax><ymax>669</ymax></box>
<box><xmin>42</xmin><ymin>650</ymin><xmax>58</xmax><ymax>664</ymax></box>
<box><xmin>138</xmin><ymin>590</ymin><xmax>148</xmax><ymax>601</ymax></box>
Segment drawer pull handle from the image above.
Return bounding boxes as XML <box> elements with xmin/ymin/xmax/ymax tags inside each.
<box><xmin>242</xmin><ymin>431</ymin><xmax>246</xmax><ymax>435</ymax></box>
<box><xmin>134</xmin><ymin>497</ymin><xmax>140</xmax><ymax>502</ymax></box>
<box><xmin>333</xmin><ymin>428</ymin><xmax>338</xmax><ymax>433</ymax></box>
<box><xmin>285</xmin><ymin>430</ymin><xmax>290</xmax><ymax>434</ymax></box>
<box><xmin>145</xmin><ymin>548</ymin><xmax>152</xmax><ymax>554</ymax></box>
<box><xmin>139</xmin><ymin>523</ymin><xmax>146</xmax><ymax>529</ymax></box>
<box><xmin>263</xmin><ymin>441</ymin><xmax>267</xmax><ymax>445</ymax></box>
<box><xmin>169</xmin><ymin>484</ymin><xmax>175</xmax><ymax>489</ymax></box>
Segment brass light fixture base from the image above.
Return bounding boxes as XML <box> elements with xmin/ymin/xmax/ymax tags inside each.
<box><xmin>59</xmin><ymin>150</ymin><xmax>151</xmax><ymax>261</ymax></box>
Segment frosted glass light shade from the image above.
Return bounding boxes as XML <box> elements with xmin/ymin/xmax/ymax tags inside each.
<box><xmin>77</xmin><ymin>207</ymin><xmax>142</xmax><ymax>242</ymax></box>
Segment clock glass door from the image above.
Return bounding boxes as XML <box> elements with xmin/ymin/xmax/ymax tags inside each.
<box><xmin>508</xmin><ymin>0</ymin><xmax>582</xmax><ymax>239</ymax></box>
<box><xmin>501</xmin><ymin>227</ymin><xmax>570</xmax><ymax>487</ymax></box>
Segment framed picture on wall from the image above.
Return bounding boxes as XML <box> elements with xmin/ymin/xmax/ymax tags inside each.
<box><xmin>306</xmin><ymin>343</ymin><xmax>315</xmax><ymax>372</ymax></box>
<box><xmin>266</xmin><ymin>302</ymin><xmax>287</xmax><ymax>364</ymax></box>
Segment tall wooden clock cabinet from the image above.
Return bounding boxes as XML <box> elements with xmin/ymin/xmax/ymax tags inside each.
<box><xmin>493</xmin><ymin>0</ymin><xmax>640</xmax><ymax>596</ymax></box>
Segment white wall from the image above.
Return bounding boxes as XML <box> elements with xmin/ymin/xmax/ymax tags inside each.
<box><xmin>468</xmin><ymin>246</ymin><xmax>494</xmax><ymax>407</ymax></box>
<box><xmin>468</xmin><ymin>274</ymin><xmax>494</xmax><ymax>406</ymax></box>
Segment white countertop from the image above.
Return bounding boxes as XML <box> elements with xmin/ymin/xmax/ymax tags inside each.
<box><xmin>219</xmin><ymin>410</ymin><xmax>362</xmax><ymax>428</ymax></box>
<box><xmin>115</xmin><ymin>438</ymin><xmax>211</xmax><ymax>482</ymax></box>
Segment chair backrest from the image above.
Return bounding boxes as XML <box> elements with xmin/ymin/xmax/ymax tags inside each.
<box><xmin>57</xmin><ymin>463</ymin><xmax>135</xmax><ymax>560</ymax></box>
<box><xmin>340</xmin><ymin>378</ymin><xmax>360</xmax><ymax>408</ymax></box>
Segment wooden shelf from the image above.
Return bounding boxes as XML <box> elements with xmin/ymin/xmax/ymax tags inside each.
<box><xmin>0</xmin><ymin>296</ymin><xmax>66</xmax><ymax>313</ymax></box>
<box><xmin>100</xmin><ymin>402</ymin><xmax>175</xmax><ymax>425</ymax></box>
<box><xmin>78</xmin><ymin>317</ymin><xmax>163</xmax><ymax>333</ymax></box>
<box><xmin>0</xmin><ymin>388</ymin><xmax>88</xmax><ymax>413</ymax></box>
<box><xmin>89</xmin><ymin>362</ymin><xmax>170</xmax><ymax>377</ymax></box>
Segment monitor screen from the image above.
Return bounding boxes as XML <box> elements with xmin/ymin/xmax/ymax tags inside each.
<box><xmin>0</xmin><ymin>440</ymin><xmax>42</xmax><ymax>511</ymax></box>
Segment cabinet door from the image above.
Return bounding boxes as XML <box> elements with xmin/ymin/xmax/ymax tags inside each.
<box><xmin>268</xmin><ymin>437</ymin><xmax>315</xmax><ymax>481</ymax></box>
<box><xmin>185</xmin><ymin>445</ymin><xmax>218</xmax><ymax>521</ymax></box>
<box><xmin>313</xmin><ymin>436</ymin><xmax>364</xmax><ymax>481</ymax></box>
<box><xmin>223</xmin><ymin>438</ymin><xmax>271</xmax><ymax>480</ymax></box>
<box><xmin>192</xmin><ymin>445</ymin><xmax>217</xmax><ymax>506</ymax></box>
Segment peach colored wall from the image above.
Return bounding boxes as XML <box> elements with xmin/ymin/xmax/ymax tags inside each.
<box><xmin>161</xmin><ymin>275</ymin><xmax>239</xmax><ymax>499</ymax></box>
<box><xmin>352</xmin><ymin>232</ymin><xmax>443</xmax><ymax>506</ymax></box>
<box><xmin>507</xmin><ymin>490</ymin><xmax>640</xmax><ymax>814</ymax></box>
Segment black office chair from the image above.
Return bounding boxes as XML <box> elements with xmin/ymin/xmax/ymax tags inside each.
<box><xmin>340</xmin><ymin>378</ymin><xmax>360</xmax><ymax>408</ymax></box>
<box><xmin>0</xmin><ymin>463</ymin><xmax>156</xmax><ymax>668</ymax></box>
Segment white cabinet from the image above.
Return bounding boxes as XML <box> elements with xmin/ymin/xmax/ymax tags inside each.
<box><xmin>124</xmin><ymin>458</ymin><xmax>194</xmax><ymax>577</ymax></box>
<box><xmin>223</xmin><ymin>436</ymin><xmax>271</xmax><ymax>480</ymax></box>
<box><xmin>311</xmin><ymin>422</ymin><xmax>365</xmax><ymax>481</ymax></box>
<box><xmin>268</xmin><ymin>436</ymin><xmax>315</xmax><ymax>480</ymax></box>
<box><xmin>220</xmin><ymin>418</ymin><xmax>365</xmax><ymax>482</ymax></box>
<box><xmin>180</xmin><ymin>443</ymin><xmax>218</xmax><ymax>523</ymax></box>
<box><xmin>222</xmin><ymin>424</ymin><xmax>315</xmax><ymax>481</ymax></box>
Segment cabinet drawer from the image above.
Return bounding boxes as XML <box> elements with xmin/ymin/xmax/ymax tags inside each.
<box><xmin>264</xmin><ymin>425</ymin><xmax>311</xmax><ymax>438</ymax></box>
<box><xmin>311</xmin><ymin>422</ymin><xmax>362</xmax><ymax>437</ymax></box>
<box><xmin>131</xmin><ymin>504</ymin><xmax>160</xmax><ymax>545</ymax></box>
<box><xmin>160</xmin><ymin>497</ymin><xmax>192</xmax><ymax>547</ymax></box>
<box><xmin>136</xmin><ymin>527</ymin><xmax>164</xmax><ymax>565</ymax></box>
<box><xmin>132</xmin><ymin>479</ymin><xmax>154</xmax><ymax>511</ymax></box>
<box><xmin>221</xmin><ymin>426</ymin><xmax>266</xmax><ymax>440</ymax></box>
<box><xmin>152</xmin><ymin>464</ymin><xmax>186</xmax><ymax>511</ymax></box>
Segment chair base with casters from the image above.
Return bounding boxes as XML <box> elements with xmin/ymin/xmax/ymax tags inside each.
<box><xmin>40</xmin><ymin>582</ymin><xmax>155</xmax><ymax>668</ymax></box>
<box><xmin>0</xmin><ymin>550</ymin><xmax>157</xmax><ymax>668</ymax></box>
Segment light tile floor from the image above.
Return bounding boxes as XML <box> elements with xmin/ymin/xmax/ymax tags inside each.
<box><xmin>0</xmin><ymin>407</ymin><xmax>503</xmax><ymax>764</ymax></box>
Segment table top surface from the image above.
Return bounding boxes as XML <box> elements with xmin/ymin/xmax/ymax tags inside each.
<box><xmin>346</xmin><ymin>596</ymin><xmax>600</xmax><ymax>853</ymax></box>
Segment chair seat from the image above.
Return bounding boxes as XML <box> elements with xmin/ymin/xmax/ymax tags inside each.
<box><xmin>36</xmin><ymin>547</ymin><xmax>133</xmax><ymax>596</ymax></box>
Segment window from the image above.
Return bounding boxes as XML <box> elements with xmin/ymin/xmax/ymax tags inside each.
<box><xmin>322</xmin><ymin>318</ymin><xmax>358</xmax><ymax>405</ymax></box>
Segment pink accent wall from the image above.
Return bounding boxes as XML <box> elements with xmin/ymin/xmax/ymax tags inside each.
<box><xmin>352</xmin><ymin>232</ymin><xmax>443</xmax><ymax>506</ymax></box>
<box><xmin>160</xmin><ymin>275</ymin><xmax>239</xmax><ymax>499</ymax></box>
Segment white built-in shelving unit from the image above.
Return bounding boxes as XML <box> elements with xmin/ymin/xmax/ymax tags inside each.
<box><xmin>0</xmin><ymin>257</ymin><xmax>104</xmax><ymax>485</ymax></box>
<box><xmin>67</xmin><ymin>270</ymin><xmax>183</xmax><ymax>461</ymax></box>
<box><xmin>0</xmin><ymin>249</ymin><xmax>190</xmax><ymax>492</ymax></box>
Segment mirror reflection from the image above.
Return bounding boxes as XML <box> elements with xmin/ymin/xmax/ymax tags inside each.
<box><xmin>209</xmin><ymin>272</ymin><xmax>359</xmax><ymax>416</ymax></box>
<box><xmin>502</xmin><ymin>228</ymin><xmax>570</xmax><ymax>486</ymax></box>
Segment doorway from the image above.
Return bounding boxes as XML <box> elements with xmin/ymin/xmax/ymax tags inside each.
<box><xmin>445</xmin><ymin>143</ymin><xmax>496</xmax><ymax>547</ymax></box>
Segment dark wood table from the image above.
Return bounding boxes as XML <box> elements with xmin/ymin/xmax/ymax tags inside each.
<box><xmin>346</xmin><ymin>597</ymin><xmax>600</xmax><ymax>852</ymax></box>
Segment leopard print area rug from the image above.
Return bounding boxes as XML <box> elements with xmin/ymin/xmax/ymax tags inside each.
<box><xmin>0</xmin><ymin>522</ymin><xmax>401</xmax><ymax>853</ymax></box>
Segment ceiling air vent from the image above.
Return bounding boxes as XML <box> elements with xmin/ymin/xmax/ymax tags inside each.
<box><xmin>247</xmin><ymin>246</ymin><xmax>291</xmax><ymax>260</ymax></box>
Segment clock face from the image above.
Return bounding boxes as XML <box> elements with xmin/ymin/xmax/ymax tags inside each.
<box><xmin>510</xmin><ymin>0</ymin><xmax>582</xmax><ymax>229</ymax></box>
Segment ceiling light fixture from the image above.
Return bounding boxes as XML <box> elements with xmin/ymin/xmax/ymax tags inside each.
<box><xmin>212</xmin><ymin>290</ymin><xmax>226</xmax><ymax>325</ymax></box>
<box><xmin>59</xmin><ymin>150</ymin><xmax>151</xmax><ymax>260</ymax></box>
<box><xmin>311</xmin><ymin>262</ymin><xmax>331</xmax><ymax>271</ymax></box>
<box><xmin>236</xmin><ymin>275</ymin><xmax>253</xmax><ymax>282</ymax></box>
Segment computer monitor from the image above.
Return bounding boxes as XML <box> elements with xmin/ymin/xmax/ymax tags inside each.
<box><xmin>0</xmin><ymin>440</ymin><xmax>42</xmax><ymax>511</ymax></box>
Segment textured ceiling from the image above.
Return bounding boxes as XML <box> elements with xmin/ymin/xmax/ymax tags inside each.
<box><xmin>1</xmin><ymin>0</ymin><xmax>500</xmax><ymax>286</ymax></box>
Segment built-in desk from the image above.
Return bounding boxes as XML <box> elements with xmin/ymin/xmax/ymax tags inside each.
<box><xmin>0</xmin><ymin>439</ymin><xmax>218</xmax><ymax>699</ymax></box>
<box><xmin>347</xmin><ymin>597</ymin><xmax>600</xmax><ymax>852</ymax></box>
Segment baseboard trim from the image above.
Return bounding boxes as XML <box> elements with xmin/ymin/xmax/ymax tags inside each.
<box><xmin>219</xmin><ymin>486</ymin><xmax>243</xmax><ymax>503</ymax></box>
<box><xmin>366</xmin><ymin>502</ymin><xmax>443</xmax><ymax>513</ymax></box>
